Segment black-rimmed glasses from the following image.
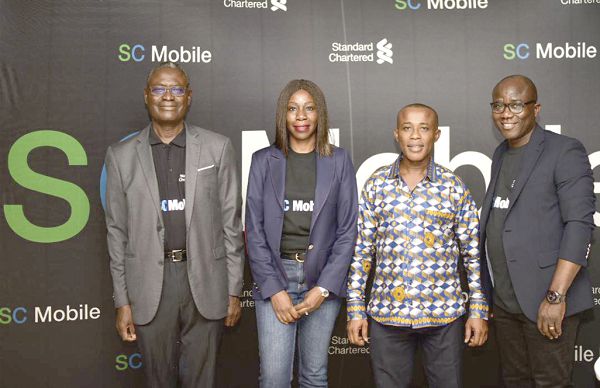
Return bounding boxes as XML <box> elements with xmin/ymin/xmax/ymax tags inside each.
<box><xmin>490</xmin><ymin>100</ymin><xmax>536</xmax><ymax>114</ymax></box>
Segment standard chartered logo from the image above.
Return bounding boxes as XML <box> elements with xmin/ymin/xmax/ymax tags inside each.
<box><xmin>271</xmin><ymin>0</ymin><xmax>287</xmax><ymax>11</ymax></box>
<box><xmin>329</xmin><ymin>38</ymin><xmax>394</xmax><ymax>65</ymax></box>
<box><xmin>376</xmin><ymin>39</ymin><xmax>393</xmax><ymax>64</ymax></box>
<box><xmin>503</xmin><ymin>41</ymin><xmax>598</xmax><ymax>60</ymax></box>
<box><xmin>222</xmin><ymin>0</ymin><xmax>288</xmax><ymax>11</ymax></box>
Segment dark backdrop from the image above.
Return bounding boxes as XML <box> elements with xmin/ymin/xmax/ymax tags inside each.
<box><xmin>1</xmin><ymin>0</ymin><xmax>599</xmax><ymax>386</ymax></box>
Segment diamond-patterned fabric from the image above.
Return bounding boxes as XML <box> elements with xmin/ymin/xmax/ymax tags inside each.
<box><xmin>347</xmin><ymin>156</ymin><xmax>489</xmax><ymax>328</ymax></box>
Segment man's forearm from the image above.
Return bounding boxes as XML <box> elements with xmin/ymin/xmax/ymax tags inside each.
<box><xmin>549</xmin><ymin>259</ymin><xmax>582</xmax><ymax>294</ymax></box>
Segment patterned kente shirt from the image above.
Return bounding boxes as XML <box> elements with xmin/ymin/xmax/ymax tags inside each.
<box><xmin>347</xmin><ymin>156</ymin><xmax>489</xmax><ymax>328</ymax></box>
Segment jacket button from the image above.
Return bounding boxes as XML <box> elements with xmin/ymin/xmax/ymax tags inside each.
<box><xmin>308</xmin><ymin>244</ymin><xmax>314</xmax><ymax>250</ymax></box>
<box><xmin>505</xmin><ymin>229</ymin><xmax>512</xmax><ymax>233</ymax></box>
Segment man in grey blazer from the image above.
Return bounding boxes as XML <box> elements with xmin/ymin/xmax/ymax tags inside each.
<box><xmin>480</xmin><ymin>74</ymin><xmax>595</xmax><ymax>387</ymax></box>
<box><xmin>104</xmin><ymin>62</ymin><xmax>244</xmax><ymax>387</ymax></box>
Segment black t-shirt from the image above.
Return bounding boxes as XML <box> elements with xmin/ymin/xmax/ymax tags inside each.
<box><xmin>486</xmin><ymin>145</ymin><xmax>525</xmax><ymax>313</ymax></box>
<box><xmin>280</xmin><ymin>149</ymin><xmax>316</xmax><ymax>253</ymax></box>
<box><xmin>150</xmin><ymin>128</ymin><xmax>186</xmax><ymax>251</ymax></box>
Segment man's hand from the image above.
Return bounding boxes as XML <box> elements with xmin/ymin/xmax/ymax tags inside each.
<box><xmin>224</xmin><ymin>296</ymin><xmax>242</xmax><ymax>327</ymax></box>
<box><xmin>293</xmin><ymin>287</ymin><xmax>326</xmax><ymax>316</ymax></box>
<box><xmin>464</xmin><ymin>317</ymin><xmax>488</xmax><ymax>347</ymax></box>
<box><xmin>116</xmin><ymin>305</ymin><xmax>136</xmax><ymax>342</ymax></box>
<box><xmin>347</xmin><ymin>319</ymin><xmax>369</xmax><ymax>346</ymax></box>
<box><xmin>537</xmin><ymin>300</ymin><xmax>566</xmax><ymax>339</ymax></box>
<box><xmin>271</xmin><ymin>290</ymin><xmax>300</xmax><ymax>324</ymax></box>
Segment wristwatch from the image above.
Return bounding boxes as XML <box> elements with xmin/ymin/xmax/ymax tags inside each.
<box><xmin>546</xmin><ymin>290</ymin><xmax>566</xmax><ymax>304</ymax></box>
<box><xmin>318</xmin><ymin>287</ymin><xmax>330</xmax><ymax>298</ymax></box>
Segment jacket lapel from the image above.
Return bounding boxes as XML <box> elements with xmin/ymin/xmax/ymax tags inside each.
<box><xmin>310</xmin><ymin>154</ymin><xmax>334</xmax><ymax>230</ymax></box>
<box><xmin>268</xmin><ymin>146</ymin><xmax>286</xmax><ymax>210</ymax></box>
<box><xmin>185</xmin><ymin>125</ymin><xmax>203</xmax><ymax>232</ymax></box>
<box><xmin>135</xmin><ymin>126</ymin><xmax>163</xmax><ymax>222</ymax></box>
<box><xmin>480</xmin><ymin>141</ymin><xmax>507</xmax><ymax>232</ymax></box>
<box><xmin>506</xmin><ymin>126</ymin><xmax>544</xmax><ymax>216</ymax></box>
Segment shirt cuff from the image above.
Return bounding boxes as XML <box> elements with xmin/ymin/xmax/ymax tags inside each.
<box><xmin>468</xmin><ymin>298</ymin><xmax>489</xmax><ymax>320</ymax></box>
<box><xmin>346</xmin><ymin>299</ymin><xmax>367</xmax><ymax>320</ymax></box>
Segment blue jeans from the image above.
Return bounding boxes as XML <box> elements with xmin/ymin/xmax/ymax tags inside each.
<box><xmin>255</xmin><ymin>259</ymin><xmax>341</xmax><ymax>388</ymax></box>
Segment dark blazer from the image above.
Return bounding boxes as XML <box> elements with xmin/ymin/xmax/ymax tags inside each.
<box><xmin>480</xmin><ymin>125</ymin><xmax>595</xmax><ymax>322</ymax></box>
<box><xmin>245</xmin><ymin>145</ymin><xmax>358</xmax><ymax>300</ymax></box>
<box><xmin>105</xmin><ymin>124</ymin><xmax>244</xmax><ymax>325</ymax></box>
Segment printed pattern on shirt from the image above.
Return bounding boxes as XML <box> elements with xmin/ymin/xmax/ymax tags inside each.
<box><xmin>347</xmin><ymin>157</ymin><xmax>489</xmax><ymax>328</ymax></box>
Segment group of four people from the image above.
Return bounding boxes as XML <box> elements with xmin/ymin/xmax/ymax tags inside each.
<box><xmin>105</xmin><ymin>61</ymin><xmax>595</xmax><ymax>388</ymax></box>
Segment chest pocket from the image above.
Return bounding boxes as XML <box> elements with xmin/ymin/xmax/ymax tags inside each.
<box><xmin>423</xmin><ymin>210</ymin><xmax>454</xmax><ymax>249</ymax></box>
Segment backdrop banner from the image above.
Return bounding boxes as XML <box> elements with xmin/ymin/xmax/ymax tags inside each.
<box><xmin>1</xmin><ymin>0</ymin><xmax>599</xmax><ymax>386</ymax></box>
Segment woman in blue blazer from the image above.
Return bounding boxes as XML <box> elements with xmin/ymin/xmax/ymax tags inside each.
<box><xmin>245</xmin><ymin>79</ymin><xmax>358</xmax><ymax>388</ymax></box>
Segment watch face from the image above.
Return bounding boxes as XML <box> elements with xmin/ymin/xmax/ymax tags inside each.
<box><xmin>546</xmin><ymin>291</ymin><xmax>562</xmax><ymax>303</ymax></box>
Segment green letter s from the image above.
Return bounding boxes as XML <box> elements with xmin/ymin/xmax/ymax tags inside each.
<box><xmin>395</xmin><ymin>0</ymin><xmax>408</xmax><ymax>9</ymax></box>
<box><xmin>503</xmin><ymin>43</ymin><xmax>516</xmax><ymax>60</ymax></box>
<box><xmin>4</xmin><ymin>130</ymin><xmax>89</xmax><ymax>243</ymax></box>
<box><xmin>118</xmin><ymin>43</ymin><xmax>131</xmax><ymax>62</ymax></box>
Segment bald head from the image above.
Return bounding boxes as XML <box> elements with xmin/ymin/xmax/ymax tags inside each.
<box><xmin>493</xmin><ymin>75</ymin><xmax>537</xmax><ymax>102</ymax></box>
<box><xmin>397</xmin><ymin>103</ymin><xmax>439</xmax><ymax>129</ymax></box>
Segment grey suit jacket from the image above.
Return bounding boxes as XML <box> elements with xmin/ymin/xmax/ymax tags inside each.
<box><xmin>105</xmin><ymin>123</ymin><xmax>244</xmax><ymax>325</ymax></box>
<box><xmin>480</xmin><ymin>125</ymin><xmax>595</xmax><ymax>322</ymax></box>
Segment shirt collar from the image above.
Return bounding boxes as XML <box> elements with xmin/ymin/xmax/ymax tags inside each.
<box><xmin>388</xmin><ymin>154</ymin><xmax>437</xmax><ymax>182</ymax></box>
<box><xmin>149</xmin><ymin>124</ymin><xmax>187</xmax><ymax>148</ymax></box>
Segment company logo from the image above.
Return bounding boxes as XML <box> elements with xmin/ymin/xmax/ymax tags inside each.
<box><xmin>329</xmin><ymin>39</ymin><xmax>394</xmax><ymax>65</ymax></box>
<box><xmin>223</xmin><ymin>0</ymin><xmax>287</xmax><ymax>11</ymax></box>
<box><xmin>492</xmin><ymin>196</ymin><xmax>509</xmax><ymax>209</ymax></box>
<box><xmin>376</xmin><ymin>39</ymin><xmax>394</xmax><ymax>64</ymax></box>
<box><xmin>283</xmin><ymin>199</ymin><xmax>314</xmax><ymax>212</ymax></box>
<box><xmin>329</xmin><ymin>335</ymin><xmax>370</xmax><ymax>355</ymax></box>
<box><xmin>503</xmin><ymin>42</ymin><xmax>598</xmax><ymax>60</ymax></box>
<box><xmin>0</xmin><ymin>304</ymin><xmax>100</xmax><ymax>325</ymax></box>
<box><xmin>394</xmin><ymin>0</ymin><xmax>488</xmax><ymax>10</ymax></box>
<box><xmin>115</xmin><ymin>353</ymin><xmax>143</xmax><ymax>371</ymax></box>
<box><xmin>271</xmin><ymin>0</ymin><xmax>287</xmax><ymax>11</ymax></box>
<box><xmin>560</xmin><ymin>0</ymin><xmax>600</xmax><ymax>6</ymax></box>
<box><xmin>161</xmin><ymin>198</ymin><xmax>185</xmax><ymax>212</ymax></box>
<box><xmin>118</xmin><ymin>44</ymin><xmax>212</xmax><ymax>63</ymax></box>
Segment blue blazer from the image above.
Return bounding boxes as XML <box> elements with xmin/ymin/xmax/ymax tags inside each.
<box><xmin>245</xmin><ymin>145</ymin><xmax>358</xmax><ymax>300</ymax></box>
<box><xmin>480</xmin><ymin>126</ymin><xmax>595</xmax><ymax>321</ymax></box>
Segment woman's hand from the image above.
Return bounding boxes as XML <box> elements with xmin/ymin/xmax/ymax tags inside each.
<box><xmin>270</xmin><ymin>290</ymin><xmax>300</xmax><ymax>324</ymax></box>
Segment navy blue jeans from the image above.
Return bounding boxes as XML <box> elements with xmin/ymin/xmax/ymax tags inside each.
<box><xmin>255</xmin><ymin>259</ymin><xmax>341</xmax><ymax>388</ymax></box>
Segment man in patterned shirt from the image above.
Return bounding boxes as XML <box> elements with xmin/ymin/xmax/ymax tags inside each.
<box><xmin>347</xmin><ymin>103</ymin><xmax>489</xmax><ymax>388</ymax></box>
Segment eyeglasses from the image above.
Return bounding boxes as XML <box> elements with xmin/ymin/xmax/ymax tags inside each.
<box><xmin>149</xmin><ymin>85</ymin><xmax>187</xmax><ymax>97</ymax></box>
<box><xmin>490</xmin><ymin>100</ymin><xmax>536</xmax><ymax>114</ymax></box>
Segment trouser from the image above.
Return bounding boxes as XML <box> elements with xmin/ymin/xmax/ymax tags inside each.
<box><xmin>369</xmin><ymin>317</ymin><xmax>465</xmax><ymax>388</ymax></box>
<box><xmin>255</xmin><ymin>259</ymin><xmax>341</xmax><ymax>388</ymax></box>
<box><xmin>135</xmin><ymin>260</ymin><xmax>223</xmax><ymax>388</ymax></box>
<box><xmin>493</xmin><ymin>303</ymin><xmax>580</xmax><ymax>388</ymax></box>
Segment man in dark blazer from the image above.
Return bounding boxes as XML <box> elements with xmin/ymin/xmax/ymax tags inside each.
<box><xmin>104</xmin><ymin>62</ymin><xmax>244</xmax><ymax>387</ymax></box>
<box><xmin>480</xmin><ymin>74</ymin><xmax>595</xmax><ymax>387</ymax></box>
